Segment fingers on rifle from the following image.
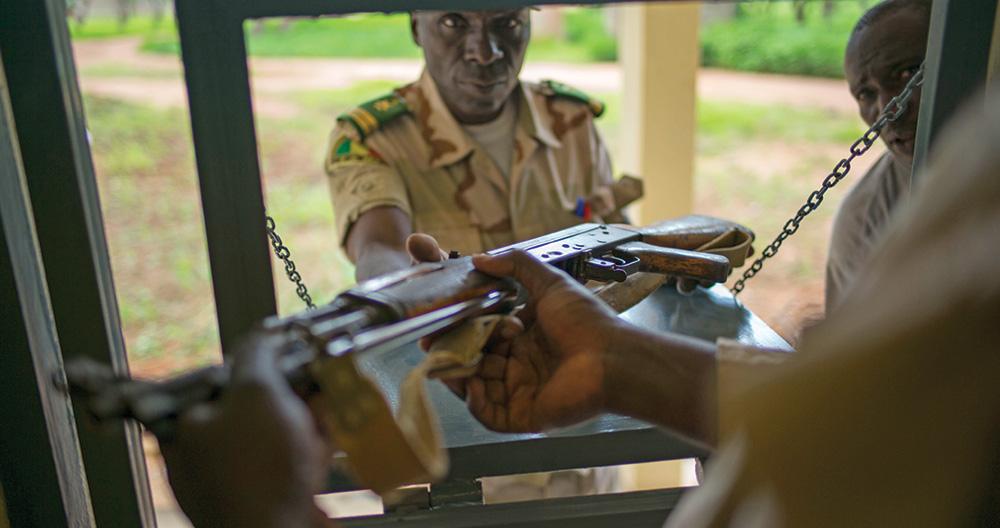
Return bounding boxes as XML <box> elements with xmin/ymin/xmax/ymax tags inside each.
<box><xmin>487</xmin><ymin>316</ymin><xmax>524</xmax><ymax>349</ymax></box>
<box><xmin>677</xmin><ymin>278</ymin><xmax>698</xmax><ymax>295</ymax></box>
<box><xmin>464</xmin><ymin>378</ymin><xmax>495</xmax><ymax>425</ymax></box>
<box><xmin>479</xmin><ymin>354</ymin><xmax>508</xmax><ymax>380</ymax></box>
<box><xmin>305</xmin><ymin>395</ymin><xmax>338</xmax><ymax>457</ymax></box>
<box><xmin>473</xmin><ymin>251</ymin><xmax>566</xmax><ymax>299</ymax></box>
<box><xmin>441</xmin><ymin>378</ymin><xmax>475</xmax><ymax>401</ymax></box>
<box><xmin>406</xmin><ymin>233</ymin><xmax>448</xmax><ymax>264</ymax></box>
<box><xmin>161</xmin><ymin>400</ymin><xmax>217</xmax><ymax>448</ymax></box>
<box><xmin>229</xmin><ymin>332</ymin><xmax>285</xmax><ymax>385</ymax></box>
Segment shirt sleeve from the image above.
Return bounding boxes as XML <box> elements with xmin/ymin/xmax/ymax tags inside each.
<box><xmin>324</xmin><ymin>124</ymin><xmax>411</xmax><ymax>247</ymax></box>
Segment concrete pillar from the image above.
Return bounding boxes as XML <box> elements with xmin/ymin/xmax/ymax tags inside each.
<box><xmin>618</xmin><ymin>2</ymin><xmax>701</xmax><ymax>223</ymax></box>
<box><xmin>616</xmin><ymin>2</ymin><xmax>702</xmax><ymax>491</ymax></box>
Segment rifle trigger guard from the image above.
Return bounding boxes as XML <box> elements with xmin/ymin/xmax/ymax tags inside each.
<box><xmin>584</xmin><ymin>254</ymin><xmax>640</xmax><ymax>283</ymax></box>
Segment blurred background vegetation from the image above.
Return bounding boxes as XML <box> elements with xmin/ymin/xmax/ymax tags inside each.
<box><xmin>69</xmin><ymin>1</ymin><xmax>879</xmax><ymax>376</ymax></box>
<box><xmin>70</xmin><ymin>2</ymin><xmax>869</xmax><ymax>74</ymax></box>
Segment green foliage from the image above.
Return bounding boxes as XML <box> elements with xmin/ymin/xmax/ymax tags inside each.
<box><xmin>526</xmin><ymin>7</ymin><xmax>618</xmax><ymax>63</ymax></box>
<box><xmin>243</xmin><ymin>15</ymin><xmax>421</xmax><ymax>58</ymax></box>
<box><xmin>75</xmin><ymin>9</ymin><xmax>619</xmax><ymax>63</ymax></box>
<box><xmin>563</xmin><ymin>8</ymin><xmax>617</xmax><ymax>62</ymax></box>
<box><xmin>701</xmin><ymin>2</ymin><xmax>868</xmax><ymax>78</ymax></box>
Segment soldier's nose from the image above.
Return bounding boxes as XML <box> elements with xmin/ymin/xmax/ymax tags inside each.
<box><xmin>466</xmin><ymin>30</ymin><xmax>504</xmax><ymax>65</ymax></box>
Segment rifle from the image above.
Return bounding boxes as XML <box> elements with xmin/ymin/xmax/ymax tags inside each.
<box><xmin>63</xmin><ymin>216</ymin><xmax>753</xmax><ymax>495</ymax></box>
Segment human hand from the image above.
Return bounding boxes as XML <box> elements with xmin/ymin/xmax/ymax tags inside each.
<box><xmin>406</xmin><ymin>233</ymin><xmax>449</xmax><ymax>264</ymax></box>
<box><xmin>157</xmin><ymin>333</ymin><xmax>336</xmax><ymax>528</ymax></box>
<box><xmin>443</xmin><ymin>251</ymin><xmax>623</xmax><ymax>433</ymax></box>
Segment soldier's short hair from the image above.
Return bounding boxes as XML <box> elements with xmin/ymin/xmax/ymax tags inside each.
<box><xmin>853</xmin><ymin>0</ymin><xmax>932</xmax><ymax>36</ymax></box>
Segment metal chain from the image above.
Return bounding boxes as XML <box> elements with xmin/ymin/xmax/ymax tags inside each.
<box><xmin>265</xmin><ymin>214</ymin><xmax>316</xmax><ymax>310</ymax></box>
<box><xmin>731</xmin><ymin>64</ymin><xmax>925</xmax><ymax>296</ymax></box>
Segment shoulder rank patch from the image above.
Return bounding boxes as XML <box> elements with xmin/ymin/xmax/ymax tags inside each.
<box><xmin>541</xmin><ymin>79</ymin><xmax>605</xmax><ymax>118</ymax></box>
<box><xmin>327</xmin><ymin>135</ymin><xmax>384</xmax><ymax>166</ymax></box>
<box><xmin>337</xmin><ymin>93</ymin><xmax>409</xmax><ymax>141</ymax></box>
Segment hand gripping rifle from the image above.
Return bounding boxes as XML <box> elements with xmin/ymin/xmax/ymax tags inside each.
<box><xmin>63</xmin><ymin>216</ymin><xmax>753</xmax><ymax>495</ymax></box>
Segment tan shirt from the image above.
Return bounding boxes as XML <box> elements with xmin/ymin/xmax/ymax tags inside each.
<box><xmin>825</xmin><ymin>150</ymin><xmax>912</xmax><ymax>311</ymax></box>
<box><xmin>668</xmin><ymin>90</ymin><xmax>1000</xmax><ymax>527</ymax></box>
<box><xmin>325</xmin><ymin>71</ymin><xmax>615</xmax><ymax>256</ymax></box>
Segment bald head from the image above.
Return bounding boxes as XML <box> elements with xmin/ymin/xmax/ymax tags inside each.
<box><xmin>851</xmin><ymin>0</ymin><xmax>932</xmax><ymax>37</ymax></box>
<box><xmin>844</xmin><ymin>0</ymin><xmax>931</xmax><ymax>165</ymax></box>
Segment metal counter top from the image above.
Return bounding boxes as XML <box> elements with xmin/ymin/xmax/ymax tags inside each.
<box><xmin>328</xmin><ymin>284</ymin><xmax>790</xmax><ymax>491</ymax></box>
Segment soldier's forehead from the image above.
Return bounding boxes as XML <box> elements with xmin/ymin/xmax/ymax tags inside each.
<box><xmin>412</xmin><ymin>8</ymin><xmax>532</xmax><ymax>16</ymax></box>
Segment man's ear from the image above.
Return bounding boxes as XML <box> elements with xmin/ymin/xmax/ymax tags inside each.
<box><xmin>410</xmin><ymin>13</ymin><xmax>421</xmax><ymax>47</ymax></box>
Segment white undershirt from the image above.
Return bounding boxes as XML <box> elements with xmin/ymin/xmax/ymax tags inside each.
<box><xmin>461</xmin><ymin>100</ymin><xmax>518</xmax><ymax>181</ymax></box>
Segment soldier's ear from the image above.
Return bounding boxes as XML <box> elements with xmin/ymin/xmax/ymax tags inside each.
<box><xmin>410</xmin><ymin>12</ymin><xmax>422</xmax><ymax>47</ymax></box>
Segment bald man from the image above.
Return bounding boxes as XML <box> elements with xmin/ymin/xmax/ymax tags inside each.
<box><xmin>826</xmin><ymin>0</ymin><xmax>930</xmax><ymax>310</ymax></box>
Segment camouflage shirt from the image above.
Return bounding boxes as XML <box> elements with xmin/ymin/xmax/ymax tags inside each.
<box><xmin>325</xmin><ymin>70</ymin><xmax>616</xmax><ymax>256</ymax></box>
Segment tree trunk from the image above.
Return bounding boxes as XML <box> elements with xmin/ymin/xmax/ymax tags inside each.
<box><xmin>116</xmin><ymin>0</ymin><xmax>133</xmax><ymax>28</ymax></box>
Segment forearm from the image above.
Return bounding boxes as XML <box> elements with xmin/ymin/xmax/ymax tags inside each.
<box><xmin>601</xmin><ymin>322</ymin><xmax>718</xmax><ymax>448</ymax></box>
<box><xmin>344</xmin><ymin>207</ymin><xmax>414</xmax><ymax>281</ymax></box>
<box><xmin>353</xmin><ymin>243</ymin><xmax>411</xmax><ymax>281</ymax></box>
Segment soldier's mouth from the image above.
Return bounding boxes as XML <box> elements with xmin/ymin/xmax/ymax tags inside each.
<box><xmin>897</xmin><ymin>137</ymin><xmax>915</xmax><ymax>156</ymax></box>
<box><xmin>458</xmin><ymin>79</ymin><xmax>507</xmax><ymax>94</ymax></box>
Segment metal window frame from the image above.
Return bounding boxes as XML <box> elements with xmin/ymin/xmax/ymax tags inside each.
<box><xmin>0</xmin><ymin>0</ymin><xmax>155</xmax><ymax>526</ymax></box>
<box><xmin>173</xmin><ymin>0</ymin><xmax>641</xmax><ymax>353</ymax></box>
<box><xmin>913</xmin><ymin>0</ymin><xmax>998</xmax><ymax>177</ymax></box>
<box><xmin>2</xmin><ymin>0</ymin><xmax>998</xmax><ymax>525</ymax></box>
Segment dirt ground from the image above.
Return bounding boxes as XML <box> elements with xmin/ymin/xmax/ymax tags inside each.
<box><xmin>69</xmin><ymin>37</ymin><xmax>880</xmax><ymax>525</ymax></box>
<box><xmin>73</xmin><ymin>37</ymin><xmax>858</xmax><ymax>116</ymax></box>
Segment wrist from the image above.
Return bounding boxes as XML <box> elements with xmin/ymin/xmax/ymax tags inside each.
<box><xmin>597</xmin><ymin>320</ymin><xmax>629</xmax><ymax>414</ymax></box>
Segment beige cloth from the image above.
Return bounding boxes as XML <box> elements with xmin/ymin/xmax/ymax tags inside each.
<box><xmin>667</xmin><ymin>90</ymin><xmax>1000</xmax><ymax>527</ymax></box>
<box><xmin>825</xmin><ymin>150</ymin><xmax>912</xmax><ymax>311</ymax></box>
<box><xmin>326</xmin><ymin>70</ymin><xmax>615</xmax><ymax>256</ymax></box>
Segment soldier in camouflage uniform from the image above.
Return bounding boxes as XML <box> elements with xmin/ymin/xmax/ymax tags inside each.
<box><xmin>326</xmin><ymin>8</ymin><xmax>638</xmax><ymax>280</ymax></box>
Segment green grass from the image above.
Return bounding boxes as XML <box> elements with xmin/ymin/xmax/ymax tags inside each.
<box><xmin>81</xmin><ymin>62</ymin><xmax>181</xmax><ymax>79</ymax></box>
<box><xmin>68</xmin><ymin>14</ymin><xmax>175</xmax><ymax>39</ymax></box>
<box><xmin>292</xmin><ymin>80</ymin><xmax>401</xmax><ymax>117</ymax></box>
<box><xmin>243</xmin><ymin>15</ymin><xmax>421</xmax><ymax>58</ymax></box>
<box><xmin>698</xmin><ymin>100</ymin><xmax>865</xmax><ymax>147</ymax></box>
<box><xmin>74</xmin><ymin>8</ymin><xmax>619</xmax><ymax>63</ymax></box>
<box><xmin>701</xmin><ymin>2</ymin><xmax>868</xmax><ymax>78</ymax></box>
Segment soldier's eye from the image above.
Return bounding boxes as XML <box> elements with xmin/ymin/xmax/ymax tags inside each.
<box><xmin>900</xmin><ymin>65</ymin><xmax>921</xmax><ymax>81</ymax></box>
<box><xmin>500</xmin><ymin>17</ymin><xmax>520</xmax><ymax>30</ymax></box>
<box><xmin>441</xmin><ymin>14</ymin><xmax>463</xmax><ymax>28</ymax></box>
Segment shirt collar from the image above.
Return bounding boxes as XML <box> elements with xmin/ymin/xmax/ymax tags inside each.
<box><xmin>410</xmin><ymin>72</ymin><xmax>561</xmax><ymax>168</ymax></box>
<box><xmin>413</xmin><ymin>70</ymin><xmax>477</xmax><ymax>168</ymax></box>
<box><xmin>517</xmin><ymin>81</ymin><xmax>561</xmax><ymax>149</ymax></box>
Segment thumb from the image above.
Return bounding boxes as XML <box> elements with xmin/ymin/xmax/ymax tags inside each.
<box><xmin>472</xmin><ymin>250</ymin><xmax>571</xmax><ymax>301</ymax></box>
<box><xmin>407</xmin><ymin>233</ymin><xmax>449</xmax><ymax>264</ymax></box>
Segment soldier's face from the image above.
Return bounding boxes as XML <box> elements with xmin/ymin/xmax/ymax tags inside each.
<box><xmin>845</xmin><ymin>8</ymin><xmax>929</xmax><ymax>165</ymax></box>
<box><xmin>411</xmin><ymin>9</ymin><xmax>530</xmax><ymax>124</ymax></box>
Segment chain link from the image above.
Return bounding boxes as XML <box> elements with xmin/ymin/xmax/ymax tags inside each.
<box><xmin>265</xmin><ymin>214</ymin><xmax>316</xmax><ymax>310</ymax></box>
<box><xmin>731</xmin><ymin>64</ymin><xmax>925</xmax><ymax>295</ymax></box>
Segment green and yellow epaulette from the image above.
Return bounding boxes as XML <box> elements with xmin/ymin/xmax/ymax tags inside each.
<box><xmin>540</xmin><ymin>79</ymin><xmax>604</xmax><ymax>117</ymax></box>
<box><xmin>338</xmin><ymin>93</ymin><xmax>409</xmax><ymax>141</ymax></box>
